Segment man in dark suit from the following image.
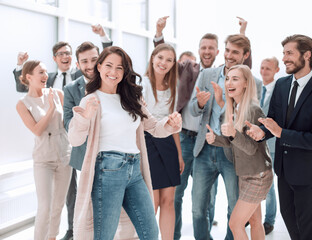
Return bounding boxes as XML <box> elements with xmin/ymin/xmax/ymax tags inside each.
<box><xmin>61</xmin><ymin>29</ymin><xmax>113</xmax><ymax>240</ymax></box>
<box><xmin>247</xmin><ymin>34</ymin><xmax>312</xmax><ymax>240</ymax></box>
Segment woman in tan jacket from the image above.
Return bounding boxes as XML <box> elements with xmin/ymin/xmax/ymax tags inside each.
<box><xmin>68</xmin><ymin>46</ymin><xmax>182</xmax><ymax>240</ymax></box>
<box><xmin>206</xmin><ymin>65</ymin><xmax>273</xmax><ymax>240</ymax></box>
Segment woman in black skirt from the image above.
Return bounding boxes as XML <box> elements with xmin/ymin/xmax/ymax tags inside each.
<box><xmin>141</xmin><ymin>43</ymin><xmax>184</xmax><ymax>239</ymax></box>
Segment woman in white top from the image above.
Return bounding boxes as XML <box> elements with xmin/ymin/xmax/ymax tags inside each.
<box><xmin>142</xmin><ymin>43</ymin><xmax>185</xmax><ymax>239</ymax></box>
<box><xmin>16</xmin><ymin>60</ymin><xmax>72</xmax><ymax>240</ymax></box>
<box><xmin>67</xmin><ymin>46</ymin><xmax>182</xmax><ymax>240</ymax></box>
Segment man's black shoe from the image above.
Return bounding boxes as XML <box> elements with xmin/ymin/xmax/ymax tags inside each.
<box><xmin>60</xmin><ymin>230</ymin><xmax>73</xmax><ymax>240</ymax></box>
<box><xmin>263</xmin><ymin>222</ymin><xmax>274</xmax><ymax>235</ymax></box>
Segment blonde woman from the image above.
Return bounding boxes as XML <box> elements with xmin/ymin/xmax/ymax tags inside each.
<box><xmin>206</xmin><ymin>65</ymin><xmax>273</xmax><ymax>240</ymax></box>
<box><xmin>142</xmin><ymin>43</ymin><xmax>184</xmax><ymax>239</ymax></box>
<box><xmin>16</xmin><ymin>60</ymin><xmax>72</xmax><ymax>240</ymax></box>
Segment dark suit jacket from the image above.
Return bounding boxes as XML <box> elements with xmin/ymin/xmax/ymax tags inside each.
<box><xmin>154</xmin><ymin>38</ymin><xmax>200</xmax><ymax>113</ymax></box>
<box><xmin>13</xmin><ymin>68</ymin><xmax>82</xmax><ymax>92</ymax></box>
<box><xmin>264</xmin><ymin>75</ymin><xmax>312</xmax><ymax>185</ymax></box>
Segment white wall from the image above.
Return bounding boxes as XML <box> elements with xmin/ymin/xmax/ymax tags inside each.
<box><xmin>0</xmin><ymin>5</ymin><xmax>57</xmax><ymax>165</ymax></box>
<box><xmin>176</xmin><ymin>0</ymin><xmax>312</xmax><ymax>80</ymax></box>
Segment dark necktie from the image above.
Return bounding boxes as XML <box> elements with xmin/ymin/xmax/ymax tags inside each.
<box><xmin>62</xmin><ymin>72</ymin><xmax>67</xmax><ymax>89</ymax></box>
<box><xmin>260</xmin><ymin>86</ymin><xmax>267</xmax><ymax>108</ymax></box>
<box><xmin>286</xmin><ymin>80</ymin><xmax>299</xmax><ymax>125</ymax></box>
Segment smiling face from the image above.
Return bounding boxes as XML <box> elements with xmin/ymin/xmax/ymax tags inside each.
<box><xmin>97</xmin><ymin>53</ymin><xmax>124</xmax><ymax>94</ymax></box>
<box><xmin>225</xmin><ymin>68</ymin><xmax>247</xmax><ymax>104</ymax></box>
<box><xmin>27</xmin><ymin>63</ymin><xmax>48</xmax><ymax>89</ymax></box>
<box><xmin>53</xmin><ymin>45</ymin><xmax>72</xmax><ymax>72</ymax></box>
<box><xmin>152</xmin><ymin>49</ymin><xmax>175</xmax><ymax>77</ymax></box>
<box><xmin>224</xmin><ymin>42</ymin><xmax>249</xmax><ymax>70</ymax></box>
<box><xmin>282</xmin><ymin>42</ymin><xmax>306</xmax><ymax>75</ymax></box>
<box><xmin>260</xmin><ymin>60</ymin><xmax>279</xmax><ymax>85</ymax></box>
<box><xmin>198</xmin><ymin>38</ymin><xmax>219</xmax><ymax>68</ymax></box>
<box><xmin>77</xmin><ymin>48</ymin><xmax>99</xmax><ymax>81</ymax></box>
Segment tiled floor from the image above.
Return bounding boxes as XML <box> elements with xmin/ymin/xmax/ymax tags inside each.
<box><xmin>1</xmin><ymin>176</ymin><xmax>290</xmax><ymax>240</ymax></box>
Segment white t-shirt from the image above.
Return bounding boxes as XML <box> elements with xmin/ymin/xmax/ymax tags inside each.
<box><xmin>141</xmin><ymin>77</ymin><xmax>177</xmax><ymax>120</ymax></box>
<box><xmin>96</xmin><ymin>90</ymin><xmax>140</xmax><ymax>154</ymax></box>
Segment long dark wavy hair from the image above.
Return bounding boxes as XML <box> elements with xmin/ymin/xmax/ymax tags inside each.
<box><xmin>86</xmin><ymin>46</ymin><xmax>147</xmax><ymax>121</ymax></box>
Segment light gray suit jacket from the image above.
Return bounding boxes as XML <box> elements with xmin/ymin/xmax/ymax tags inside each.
<box><xmin>191</xmin><ymin>66</ymin><xmax>262</xmax><ymax>157</ymax></box>
<box><xmin>261</xmin><ymin>82</ymin><xmax>276</xmax><ymax>155</ymax></box>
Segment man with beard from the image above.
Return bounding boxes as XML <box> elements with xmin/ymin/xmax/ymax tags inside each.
<box><xmin>246</xmin><ymin>34</ymin><xmax>312</xmax><ymax>240</ymax></box>
<box><xmin>13</xmin><ymin>24</ymin><xmax>109</xmax><ymax>92</ymax></box>
<box><xmin>190</xmin><ymin>34</ymin><xmax>262</xmax><ymax>240</ymax></box>
<box><xmin>61</xmin><ymin>34</ymin><xmax>113</xmax><ymax>240</ymax></box>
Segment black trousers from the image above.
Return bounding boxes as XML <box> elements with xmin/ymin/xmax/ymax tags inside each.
<box><xmin>278</xmin><ymin>174</ymin><xmax>312</xmax><ymax>240</ymax></box>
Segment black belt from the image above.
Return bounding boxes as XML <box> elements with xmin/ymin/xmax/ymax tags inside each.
<box><xmin>181</xmin><ymin>128</ymin><xmax>197</xmax><ymax>137</ymax></box>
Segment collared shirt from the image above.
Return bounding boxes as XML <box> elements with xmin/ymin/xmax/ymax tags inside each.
<box><xmin>181</xmin><ymin>65</ymin><xmax>204</xmax><ymax>132</ymax></box>
<box><xmin>289</xmin><ymin>70</ymin><xmax>312</xmax><ymax>106</ymax></box>
<box><xmin>209</xmin><ymin>65</ymin><xmax>226</xmax><ymax>135</ymax></box>
<box><xmin>263</xmin><ymin>80</ymin><xmax>276</xmax><ymax>104</ymax></box>
<box><xmin>54</xmin><ymin>68</ymin><xmax>74</xmax><ymax>90</ymax></box>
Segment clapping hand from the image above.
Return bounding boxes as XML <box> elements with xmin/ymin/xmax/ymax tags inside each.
<box><xmin>196</xmin><ymin>86</ymin><xmax>211</xmax><ymax>109</ymax></box>
<box><xmin>48</xmin><ymin>87</ymin><xmax>55</xmax><ymax>110</ymax></box>
<box><xmin>211</xmin><ymin>81</ymin><xmax>224</xmax><ymax>108</ymax></box>
<box><xmin>206</xmin><ymin>124</ymin><xmax>216</xmax><ymax>144</ymax></box>
<box><xmin>221</xmin><ymin>114</ymin><xmax>236</xmax><ymax>137</ymax></box>
<box><xmin>258</xmin><ymin>117</ymin><xmax>282</xmax><ymax>138</ymax></box>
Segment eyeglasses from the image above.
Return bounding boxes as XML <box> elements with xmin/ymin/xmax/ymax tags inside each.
<box><xmin>55</xmin><ymin>51</ymin><xmax>71</xmax><ymax>57</ymax></box>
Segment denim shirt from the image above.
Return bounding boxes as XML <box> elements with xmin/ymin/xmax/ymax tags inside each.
<box><xmin>209</xmin><ymin>65</ymin><xmax>226</xmax><ymax>135</ymax></box>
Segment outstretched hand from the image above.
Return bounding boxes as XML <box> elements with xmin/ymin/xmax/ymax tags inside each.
<box><xmin>245</xmin><ymin>120</ymin><xmax>265</xmax><ymax>141</ymax></box>
<box><xmin>206</xmin><ymin>124</ymin><xmax>216</xmax><ymax>144</ymax></box>
<box><xmin>156</xmin><ymin>16</ymin><xmax>169</xmax><ymax>37</ymax></box>
<box><xmin>167</xmin><ymin>111</ymin><xmax>182</xmax><ymax>128</ymax></box>
<box><xmin>82</xmin><ymin>96</ymin><xmax>100</xmax><ymax>119</ymax></box>
<box><xmin>221</xmin><ymin>114</ymin><xmax>236</xmax><ymax>137</ymax></box>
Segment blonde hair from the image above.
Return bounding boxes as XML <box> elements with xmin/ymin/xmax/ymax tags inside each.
<box><xmin>145</xmin><ymin>43</ymin><xmax>177</xmax><ymax>113</ymax></box>
<box><xmin>224</xmin><ymin>65</ymin><xmax>258</xmax><ymax>132</ymax></box>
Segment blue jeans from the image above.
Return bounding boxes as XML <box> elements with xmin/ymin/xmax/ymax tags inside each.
<box><xmin>192</xmin><ymin>143</ymin><xmax>238</xmax><ymax>240</ymax></box>
<box><xmin>264</xmin><ymin>152</ymin><xmax>277</xmax><ymax>225</ymax></box>
<box><xmin>91</xmin><ymin>151</ymin><xmax>158</xmax><ymax>240</ymax></box>
<box><xmin>208</xmin><ymin>178</ymin><xmax>218</xmax><ymax>231</ymax></box>
<box><xmin>174</xmin><ymin>131</ymin><xmax>196</xmax><ymax>240</ymax></box>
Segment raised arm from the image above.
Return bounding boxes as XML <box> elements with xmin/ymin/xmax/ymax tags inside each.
<box><xmin>91</xmin><ymin>24</ymin><xmax>113</xmax><ymax>49</ymax></box>
<box><xmin>153</xmin><ymin>16</ymin><xmax>169</xmax><ymax>47</ymax></box>
<box><xmin>13</xmin><ymin>52</ymin><xmax>29</xmax><ymax>92</ymax></box>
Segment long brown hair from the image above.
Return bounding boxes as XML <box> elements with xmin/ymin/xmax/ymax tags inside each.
<box><xmin>86</xmin><ymin>46</ymin><xmax>147</xmax><ymax>121</ymax></box>
<box><xmin>145</xmin><ymin>43</ymin><xmax>177</xmax><ymax>113</ymax></box>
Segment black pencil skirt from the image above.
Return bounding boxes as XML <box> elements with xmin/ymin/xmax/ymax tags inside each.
<box><xmin>144</xmin><ymin>132</ymin><xmax>181</xmax><ymax>190</ymax></box>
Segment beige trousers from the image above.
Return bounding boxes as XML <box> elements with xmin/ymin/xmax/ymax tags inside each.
<box><xmin>33</xmin><ymin>162</ymin><xmax>72</xmax><ymax>240</ymax></box>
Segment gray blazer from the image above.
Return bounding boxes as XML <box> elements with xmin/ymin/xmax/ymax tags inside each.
<box><xmin>63</xmin><ymin>76</ymin><xmax>87</xmax><ymax>170</ymax></box>
<box><xmin>212</xmin><ymin>104</ymin><xmax>272</xmax><ymax>176</ymax></box>
<box><xmin>261</xmin><ymin>82</ymin><xmax>276</xmax><ymax>155</ymax></box>
<box><xmin>190</xmin><ymin>66</ymin><xmax>262</xmax><ymax>157</ymax></box>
